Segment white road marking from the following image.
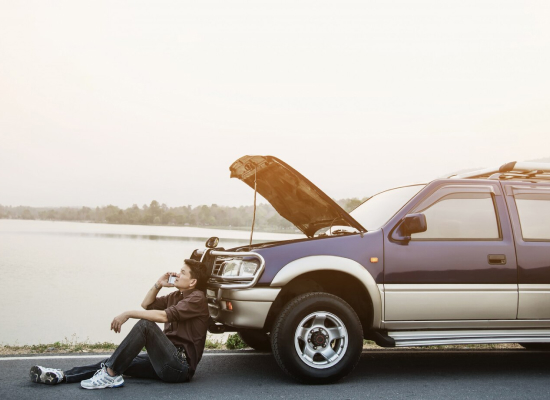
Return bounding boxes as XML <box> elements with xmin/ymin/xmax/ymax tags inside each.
<box><xmin>0</xmin><ymin>353</ymin><xmax>271</xmax><ymax>361</ymax></box>
<box><xmin>0</xmin><ymin>350</ymin><xmax>529</xmax><ymax>361</ymax></box>
<box><xmin>1</xmin><ymin>355</ymin><xmax>108</xmax><ymax>361</ymax></box>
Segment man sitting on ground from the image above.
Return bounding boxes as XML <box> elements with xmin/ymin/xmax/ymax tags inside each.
<box><xmin>30</xmin><ymin>259</ymin><xmax>209</xmax><ymax>389</ymax></box>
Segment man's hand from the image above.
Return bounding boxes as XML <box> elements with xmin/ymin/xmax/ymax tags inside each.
<box><xmin>157</xmin><ymin>272</ymin><xmax>178</xmax><ymax>288</ymax></box>
<box><xmin>141</xmin><ymin>271</ymin><xmax>176</xmax><ymax>309</ymax></box>
<box><xmin>111</xmin><ymin>312</ymin><xmax>130</xmax><ymax>334</ymax></box>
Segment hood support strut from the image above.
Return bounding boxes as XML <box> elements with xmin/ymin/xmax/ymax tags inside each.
<box><xmin>249</xmin><ymin>167</ymin><xmax>257</xmax><ymax>246</ymax></box>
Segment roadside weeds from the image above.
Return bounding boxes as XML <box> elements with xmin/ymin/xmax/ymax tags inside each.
<box><xmin>0</xmin><ymin>333</ymin><xmax>248</xmax><ymax>355</ymax></box>
<box><xmin>1</xmin><ymin>336</ymin><xmax>524</xmax><ymax>356</ymax></box>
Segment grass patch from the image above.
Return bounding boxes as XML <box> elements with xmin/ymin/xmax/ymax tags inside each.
<box><xmin>225</xmin><ymin>333</ymin><xmax>247</xmax><ymax>350</ymax></box>
<box><xmin>205</xmin><ymin>338</ymin><xmax>223</xmax><ymax>350</ymax></box>
<box><xmin>0</xmin><ymin>334</ymin><xmax>118</xmax><ymax>355</ymax></box>
<box><xmin>0</xmin><ymin>333</ymin><xmax>248</xmax><ymax>355</ymax></box>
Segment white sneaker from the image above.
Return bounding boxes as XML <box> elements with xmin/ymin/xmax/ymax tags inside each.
<box><xmin>81</xmin><ymin>364</ymin><xmax>124</xmax><ymax>390</ymax></box>
<box><xmin>29</xmin><ymin>365</ymin><xmax>64</xmax><ymax>385</ymax></box>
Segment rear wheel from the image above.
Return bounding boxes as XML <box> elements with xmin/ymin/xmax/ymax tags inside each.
<box><xmin>238</xmin><ymin>330</ymin><xmax>272</xmax><ymax>352</ymax></box>
<box><xmin>271</xmin><ymin>292</ymin><xmax>363</xmax><ymax>384</ymax></box>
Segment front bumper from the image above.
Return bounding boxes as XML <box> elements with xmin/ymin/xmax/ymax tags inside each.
<box><xmin>206</xmin><ymin>287</ymin><xmax>281</xmax><ymax>329</ymax></box>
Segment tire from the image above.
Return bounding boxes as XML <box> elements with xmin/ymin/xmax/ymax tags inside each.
<box><xmin>238</xmin><ymin>330</ymin><xmax>272</xmax><ymax>352</ymax></box>
<box><xmin>520</xmin><ymin>343</ymin><xmax>550</xmax><ymax>350</ymax></box>
<box><xmin>271</xmin><ymin>292</ymin><xmax>363</xmax><ymax>384</ymax></box>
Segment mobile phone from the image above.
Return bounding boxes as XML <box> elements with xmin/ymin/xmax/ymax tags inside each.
<box><xmin>168</xmin><ymin>275</ymin><xmax>176</xmax><ymax>285</ymax></box>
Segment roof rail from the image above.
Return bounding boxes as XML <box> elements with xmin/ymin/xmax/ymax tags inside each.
<box><xmin>449</xmin><ymin>161</ymin><xmax>550</xmax><ymax>181</ymax></box>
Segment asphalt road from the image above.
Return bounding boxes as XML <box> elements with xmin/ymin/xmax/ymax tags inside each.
<box><xmin>2</xmin><ymin>349</ymin><xmax>550</xmax><ymax>399</ymax></box>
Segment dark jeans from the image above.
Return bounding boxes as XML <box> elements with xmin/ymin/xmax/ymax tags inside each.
<box><xmin>64</xmin><ymin>319</ymin><xmax>189</xmax><ymax>384</ymax></box>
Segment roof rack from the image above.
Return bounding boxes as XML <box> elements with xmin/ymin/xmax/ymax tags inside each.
<box><xmin>449</xmin><ymin>161</ymin><xmax>550</xmax><ymax>182</ymax></box>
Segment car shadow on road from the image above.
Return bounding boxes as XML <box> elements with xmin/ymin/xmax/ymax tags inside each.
<box><xmin>348</xmin><ymin>350</ymin><xmax>550</xmax><ymax>382</ymax></box>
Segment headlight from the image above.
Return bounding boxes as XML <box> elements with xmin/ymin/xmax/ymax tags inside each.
<box><xmin>221</xmin><ymin>259</ymin><xmax>259</xmax><ymax>277</ymax></box>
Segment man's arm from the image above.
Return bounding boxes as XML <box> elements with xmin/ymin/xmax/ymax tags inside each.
<box><xmin>111</xmin><ymin>309</ymin><xmax>168</xmax><ymax>333</ymax></box>
<box><xmin>141</xmin><ymin>272</ymin><xmax>176</xmax><ymax>309</ymax></box>
<box><xmin>111</xmin><ymin>271</ymin><xmax>178</xmax><ymax>333</ymax></box>
<box><xmin>113</xmin><ymin>271</ymin><xmax>182</xmax><ymax>333</ymax></box>
<box><xmin>141</xmin><ymin>284</ymin><xmax>161</xmax><ymax>309</ymax></box>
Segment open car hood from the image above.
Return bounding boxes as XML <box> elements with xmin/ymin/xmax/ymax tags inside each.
<box><xmin>229</xmin><ymin>155</ymin><xmax>366</xmax><ymax>237</ymax></box>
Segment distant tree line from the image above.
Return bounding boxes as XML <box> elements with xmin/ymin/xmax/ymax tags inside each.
<box><xmin>0</xmin><ymin>198</ymin><xmax>365</xmax><ymax>231</ymax></box>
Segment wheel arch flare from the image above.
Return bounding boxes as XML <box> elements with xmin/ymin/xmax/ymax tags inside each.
<box><xmin>268</xmin><ymin>255</ymin><xmax>383</xmax><ymax>330</ymax></box>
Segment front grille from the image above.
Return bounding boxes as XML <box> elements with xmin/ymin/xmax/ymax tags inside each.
<box><xmin>211</xmin><ymin>256</ymin><xmax>233</xmax><ymax>277</ymax></box>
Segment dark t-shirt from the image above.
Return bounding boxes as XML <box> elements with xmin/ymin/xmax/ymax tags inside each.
<box><xmin>146</xmin><ymin>289</ymin><xmax>209</xmax><ymax>373</ymax></box>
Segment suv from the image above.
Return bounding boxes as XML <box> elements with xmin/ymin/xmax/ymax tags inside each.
<box><xmin>191</xmin><ymin>155</ymin><xmax>550</xmax><ymax>384</ymax></box>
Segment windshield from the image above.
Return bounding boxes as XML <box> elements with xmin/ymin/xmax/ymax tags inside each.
<box><xmin>350</xmin><ymin>185</ymin><xmax>425</xmax><ymax>230</ymax></box>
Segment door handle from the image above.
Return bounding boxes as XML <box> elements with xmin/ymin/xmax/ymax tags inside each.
<box><xmin>488</xmin><ymin>254</ymin><xmax>507</xmax><ymax>265</ymax></box>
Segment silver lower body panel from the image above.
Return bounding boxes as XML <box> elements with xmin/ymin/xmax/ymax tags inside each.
<box><xmin>384</xmin><ymin>284</ymin><xmax>518</xmax><ymax>321</ymax></box>
<box><xmin>208</xmin><ymin>300</ymin><xmax>272</xmax><ymax>329</ymax></box>
<box><xmin>206</xmin><ymin>287</ymin><xmax>280</xmax><ymax>330</ymax></box>
<box><xmin>389</xmin><ymin>329</ymin><xmax>550</xmax><ymax>347</ymax></box>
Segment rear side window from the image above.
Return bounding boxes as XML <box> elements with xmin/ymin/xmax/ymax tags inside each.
<box><xmin>412</xmin><ymin>192</ymin><xmax>500</xmax><ymax>240</ymax></box>
<box><xmin>514</xmin><ymin>193</ymin><xmax>550</xmax><ymax>240</ymax></box>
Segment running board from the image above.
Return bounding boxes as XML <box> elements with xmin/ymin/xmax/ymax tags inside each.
<box><xmin>388</xmin><ymin>329</ymin><xmax>550</xmax><ymax>347</ymax></box>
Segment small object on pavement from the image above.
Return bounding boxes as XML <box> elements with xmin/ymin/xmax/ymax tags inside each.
<box><xmin>29</xmin><ymin>365</ymin><xmax>65</xmax><ymax>385</ymax></box>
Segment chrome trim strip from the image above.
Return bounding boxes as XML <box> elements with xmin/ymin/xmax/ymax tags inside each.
<box><xmin>270</xmin><ymin>255</ymin><xmax>383</xmax><ymax>329</ymax></box>
<box><xmin>395</xmin><ymin>337</ymin><xmax>550</xmax><ymax>346</ymax></box>
<box><xmin>388</xmin><ymin>329</ymin><xmax>550</xmax><ymax>347</ymax></box>
<box><xmin>390</xmin><ymin>329</ymin><xmax>550</xmax><ymax>339</ymax></box>
<box><xmin>207</xmin><ymin>251</ymin><xmax>265</xmax><ymax>290</ymax></box>
<box><xmin>384</xmin><ymin>319</ymin><xmax>550</xmax><ymax>330</ymax></box>
<box><xmin>519</xmin><ymin>284</ymin><xmax>550</xmax><ymax>291</ymax></box>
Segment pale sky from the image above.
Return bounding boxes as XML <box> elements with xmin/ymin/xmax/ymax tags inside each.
<box><xmin>1</xmin><ymin>0</ymin><xmax>549</xmax><ymax>208</ymax></box>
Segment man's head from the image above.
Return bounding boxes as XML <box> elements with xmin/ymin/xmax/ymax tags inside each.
<box><xmin>174</xmin><ymin>259</ymin><xmax>207</xmax><ymax>291</ymax></box>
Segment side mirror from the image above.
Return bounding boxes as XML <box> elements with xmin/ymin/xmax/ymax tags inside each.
<box><xmin>205</xmin><ymin>237</ymin><xmax>219</xmax><ymax>249</ymax></box>
<box><xmin>402</xmin><ymin>213</ymin><xmax>427</xmax><ymax>235</ymax></box>
<box><xmin>391</xmin><ymin>213</ymin><xmax>427</xmax><ymax>244</ymax></box>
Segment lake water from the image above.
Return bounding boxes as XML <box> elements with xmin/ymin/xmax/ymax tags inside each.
<box><xmin>0</xmin><ymin>220</ymin><xmax>301</xmax><ymax>345</ymax></box>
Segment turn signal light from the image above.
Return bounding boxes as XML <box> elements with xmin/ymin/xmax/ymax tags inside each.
<box><xmin>226</xmin><ymin>301</ymin><xmax>233</xmax><ymax>311</ymax></box>
<box><xmin>370</xmin><ymin>257</ymin><xmax>379</xmax><ymax>263</ymax></box>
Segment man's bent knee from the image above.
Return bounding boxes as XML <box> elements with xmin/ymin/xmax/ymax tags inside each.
<box><xmin>134</xmin><ymin>319</ymin><xmax>160</xmax><ymax>331</ymax></box>
<box><xmin>136</xmin><ymin>319</ymin><xmax>157</xmax><ymax>330</ymax></box>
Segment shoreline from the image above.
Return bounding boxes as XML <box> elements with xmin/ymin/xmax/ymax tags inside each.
<box><xmin>0</xmin><ymin>218</ymin><xmax>301</xmax><ymax>235</ymax></box>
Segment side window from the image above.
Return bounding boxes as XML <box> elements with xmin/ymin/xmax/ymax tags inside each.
<box><xmin>412</xmin><ymin>192</ymin><xmax>500</xmax><ymax>240</ymax></box>
<box><xmin>514</xmin><ymin>193</ymin><xmax>550</xmax><ymax>241</ymax></box>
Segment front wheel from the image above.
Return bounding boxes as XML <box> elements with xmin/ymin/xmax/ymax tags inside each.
<box><xmin>271</xmin><ymin>292</ymin><xmax>363</xmax><ymax>384</ymax></box>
